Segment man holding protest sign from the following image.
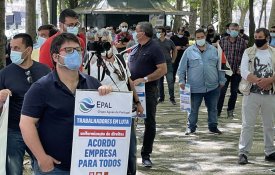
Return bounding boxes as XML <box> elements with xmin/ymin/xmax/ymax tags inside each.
<box><xmin>0</xmin><ymin>33</ymin><xmax>50</xmax><ymax>175</ymax></box>
<box><xmin>19</xmin><ymin>33</ymin><xmax>112</xmax><ymax>174</ymax></box>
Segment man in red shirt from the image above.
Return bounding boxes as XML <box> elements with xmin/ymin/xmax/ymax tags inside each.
<box><xmin>39</xmin><ymin>9</ymin><xmax>85</xmax><ymax>69</ymax></box>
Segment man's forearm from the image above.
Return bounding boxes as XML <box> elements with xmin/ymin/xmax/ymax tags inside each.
<box><xmin>147</xmin><ymin>67</ymin><xmax>167</xmax><ymax>82</ymax></box>
<box><xmin>20</xmin><ymin>116</ymin><xmax>47</xmax><ymax>161</ymax></box>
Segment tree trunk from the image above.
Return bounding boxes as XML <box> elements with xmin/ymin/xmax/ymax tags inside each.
<box><xmin>173</xmin><ymin>0</ymin><xmax>183</xmax><ymax>32</ymax></box>
<box><xmin>200</xmin><ymin>0</ymin><xmax>212</xmax><ymax>27</ymax></box>
<box><xmin>40</xmin><ymin>0</ymin><xmax>49</xmax><ymax>25</ymax></box>
<box><xmin>189</xmin><ymin>1</ymin><xmax>198</xmax><ymax>39</ymax></box>
<box><xmin>26</xmin><ymin>0</ymin><xmax>36</xmax><ymax>41</ymax></box>
<box><xmin>258</xmin><ymin>0</ymin><xmax>267</xmax><ymax>28</ymax></box>
<box><xmin>0</xmin><ymin>0</ymin><xmax>5</xmax><ymax>69</ymax></box>
<box><xmin>249</xmin><ymin>0</ymin><xmax>255</xmax><ymax>46</ymax></box>
<box><xmin>269</xmin><ymin>0</ymin><xmax>275</xmax><ymax>29</ymax></box>
<box><xmin>239</xmin><ymin>9</ymin><xmax>248</xmax><ymax>28</ymax></box>
<box><xmin>69</xmin><ymin>0</ymin><xmax>78</xmax><ymax>9</ymax></box>
<box><xmin>218</xmin><ymin>0</ymin><xmax>233</xmax><ymax>34</ymax></box>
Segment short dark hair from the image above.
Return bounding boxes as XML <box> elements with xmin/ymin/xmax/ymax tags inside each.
<box><xmin>50</xmin><ymin>33</ymin><xmax>80</xmax><ymax>66</ymax></box>
<box><xmin>271</xmin><ymin>26</ymin><xmax>275</xmax><ymax>29</ymax></box>
<box><xmin>226</xmin><ymin>23</ymin><xmax>232</xmax><ymax>28</ymax></box>
<box><xmin>255</xmin><ymin>28</ymin><xmax>270</xmax><ymax>38</ymax></box>
<box><xmin>157</xmin><ymin>26</ymin><xmax>166</xmax><ymax>36</ymax></box>
<box><xmin>137</xmin><ymin>21</ymin><xmax>153</xmax><ymax>38</ymax></box>
<box><xmin>229</xmin><ymin>23</ymin><xmax>239</xmax><ymax>28</ymax></box>
<box><xmin>59</xmin><ymin>9</ymin><xmax>79</xmax><ymax>23</ymax></box>
<box><xmin>178</xmin><ymin>27</ymin><xmax>185</xmax><ymax>32</ymax></box>
<box><xmin>38</xmin><ymin>24</ymin><xmax>58</xmax><ymax>37</ymax></box>
<box><xmin>13</xmin><ymin>33</ymin><xmax>33</xmax><ymax>48</ymax></box>
<box><xmin>195</xmin><ymin>28</ymin><xmax>206</xmax><ymax>36</ymax></box>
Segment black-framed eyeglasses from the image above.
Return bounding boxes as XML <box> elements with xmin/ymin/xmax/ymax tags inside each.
<box><xmin>25</xmin><ymin>70</ymin><xmax>33</xmax><ymax>84</ymax></box>
<box><xmin>64</xmin><ymin>22</ymin><xmax>81</xmax><ymax>28</ymax></box>
<box><xmin>59</xmin><ymin>47</ymin><xmax>82</xmax><ymax>54</ymax></box>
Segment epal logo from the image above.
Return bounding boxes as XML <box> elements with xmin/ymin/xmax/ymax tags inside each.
<box><xmin>79</xmin><ymin>97</ymin><xmax>95</xmax><ymax>113</ymax></box>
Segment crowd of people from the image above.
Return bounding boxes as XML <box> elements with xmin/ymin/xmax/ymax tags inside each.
<box><xmin>2</xmin><ymin>7</ymin><xmax>275</xmax><ymax>175</ymax></box>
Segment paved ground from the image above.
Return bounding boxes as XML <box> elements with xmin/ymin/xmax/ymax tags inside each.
<box><xmin>135</xmin><ymin>85</ymin><xmax>275</xmax><ymax>175</ymax></box>
<box><xmin>24</xmin><ymin>85</ymin><xmax>275</xmax><ymax>175</ymax></box>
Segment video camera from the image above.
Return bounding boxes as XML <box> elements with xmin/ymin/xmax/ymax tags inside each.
<box><xmin>90</xmin><ymin>41</ymin><xmax>112</xmax><ymax>54</ymax></box>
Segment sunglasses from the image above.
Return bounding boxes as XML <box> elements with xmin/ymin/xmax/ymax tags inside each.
<box><xmin>121</xmin><ymin>26</ymin><xmax>128</xmax><ymax>28</ymax></box>
<box><xmin>59</xmin><ymin>47</ymin><xmax>82</xmax><ymax>54</ymax></box>
<box><xmin>25</xmin><ymin>70</ymin><xmax>33</xmax><ymax>84</ymax></box>
<box><xmin>113</xmin><ymin>68</ymin><xmax>125</xmax><ymax>81</ymax></box>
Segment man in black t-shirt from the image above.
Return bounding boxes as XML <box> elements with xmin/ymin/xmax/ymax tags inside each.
<box><xmin>170</xmin><ymin>27</ymin><xmax>189</xmax><ymax>83</ymax></box>
<box><xmin>206</xmin><ymin>24</ymin><xmax>220</xmax><ymax>47</ymax></box>
<box><xmin>0</xmin><ymin>33</ymin><xmax>50</xmax><ymax>175</ymax></box>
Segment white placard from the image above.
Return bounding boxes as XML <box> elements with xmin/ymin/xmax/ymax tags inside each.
<box><xmin>132</xmin><ymin>83</ymin><xmax>146</xmax><ymax>118</ymax></box>
<box><xmin>0</xmin><ymin>96</ymin><xmax>9</xmax><ymax>175</ymax></box>
<box><xmin>180</xmin><ymin>84</ymin><xmax>191</xmax><ymax>113</ymax></box>
<box><xmin>70</xmin><ymin>90</ymin><xmax>133</xmax><ymax>175</ymax></box>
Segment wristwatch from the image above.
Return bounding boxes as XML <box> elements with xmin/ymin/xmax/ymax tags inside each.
<box><xmin>144</xmin><ymin>76</ymin><xmax>149</xmax><ymax>83</ymax></box>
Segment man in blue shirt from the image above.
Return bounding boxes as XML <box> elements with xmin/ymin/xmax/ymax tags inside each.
<box><xmin>19</xmin><ymin>33</ymin><xmax>112</xmax><ymax>174</ymax></box>
<box><xmin>128</xmin><ymin>21</ymin><xmax>167</xmax><ymax>167</ymax></box>
<box><xmin>0</xmin><ymin>33</ymin><xmax>50</xmax><ymax>175</ymax></box>
<box><xmin>270</xmin><ymin>26</ymin><xmax>275</xmax><ymax>48</ymax></box>
<box><xmin>177</xmin><ymin>29</ymin><xmax>226</xmax><ymax>135</ymax></box>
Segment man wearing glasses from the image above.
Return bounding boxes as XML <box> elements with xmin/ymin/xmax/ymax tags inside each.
<box><xmin>20</xmin><ymin>33</ymin><xmax>112</xmax><ymax>175</ymax></box>
<box><xmin>0</xmin><ymin>33</ymin><xmax>50</xmax><ymax>175</ymax></box>
<box><xmin>39</xmin><ymin>8</ymin><xmax>85</xmax><ymax>69</ymax></box>
<box><xmin>115</xmin><ymin>22</ymin><xmax>133</xmax><ymax>54</ymax></box>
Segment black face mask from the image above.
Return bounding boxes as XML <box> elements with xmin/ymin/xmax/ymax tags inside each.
<box><xmin>240</xmin><ymin>29</ymin><xmax>244</xmax><ymax>34</ymax></box>
<box><xmin>208</xmin><ymin>29</ymin><xmax>214</xmax><ymax>33</ymax></box>
<box><xmin>255</xmin><ymin>39</ymin><xmax>267</xmax><ymax>48</ymax></box>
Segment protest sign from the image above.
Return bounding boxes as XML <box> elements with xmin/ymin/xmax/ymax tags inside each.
<box><xmin>71</xmin><ymin>90</ymin><xmax>132</xmax><ymax>175</ymax></box>
<box><xmin>180</xmin><ymin>84</ymin><xmax>191</xmax><ymax>113</ymax></box>
<box><xmin>0</xmin><ymin>96</ymin><xmax>9</xmax><ymax>175</ymax></box>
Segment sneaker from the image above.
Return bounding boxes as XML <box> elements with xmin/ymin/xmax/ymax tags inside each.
<box><xmin>158</xmin><ymin>99</ymin><xmax>164</xmax><ymax>104</ymax></box>
<box><xmin>227</xmin><ymin>110</ymin><xmax>234</xmax><ymax>118</ymax></box>
<box><xmin>185</xmin><ymin>128</ymin><xmax>195</xmax><ymax>135</ymax></box>
<box><xmin>209</xmin><ymin>128</ymin><xmax>222</xmax><ymax>135</ymax></box>
<box><xmin>170</xmin><ymin>99</ymin><xmax>176</xmax><ymax>105</ymax></box>
<box><xmin>142</xmin><ymin>158</ymin><xmax>152</xmax><ymax>167</ymax></box>
<box><xmin>238</xmin><ymin>154</ymin><xmax>248</xmax><ymax>165</ymax></box>
<box><xmin>265</xmin><ymin>152</ymin><xmax>275</xmax><ymax>162</ymax></box>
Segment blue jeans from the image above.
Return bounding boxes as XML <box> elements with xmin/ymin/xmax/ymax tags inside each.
<box><xmin>158</xmin><ymin>62</ymin><xmax>175</xmax><ymax>100</ymax></box>
<box><xmin>127</xmin><ymin>119</ymin><xmax>137</xmax><ymax>175</ymax></box>
<box><xmin>6</xmin><ymin>129</ymin><xmax>30</xmax><ymax>175</ymax></box>
<box><xmin>187</xmin><ymin>87</ymin><xmax>220</xmax><ymax>132</ymax></box>
<box><xmin>33</xmin><ymin>159</ymin><xmax>69</xmax><ymax>175</ymax></box>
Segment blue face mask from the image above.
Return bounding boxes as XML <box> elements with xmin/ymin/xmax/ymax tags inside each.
<box><xmin>132</xmin><ymin>32</ymin><xmax>138</xmax><ymax>43</ymax></box>
<box><xmin>58</xmin><ymin>50</ymin><xmax>82</xmax><ymax>70</ymax></box>
<box><xmin>34</xmin><ymin>36</ymin><xmax>47</xmax><ymax>49</ymax></box>
<box><xmin>156</xmin><ymin>33</ymin><xmax>161</xmax><ymax>39</ymax></box>
<box><xmin>230</xmin><ymin>30</ymin><xmax>239</xmax><ymax>38</ymax></box>
<box><xmin>270</xmin><ymin>33</ymin><xmax>275</xmax><ymax>37</ymax></box>
<box><xmin>10</xmin><ymin>50</ymin><xmax>24</xmax><ymax>65</ymax></box>
<box><xmin>67</xmin><ymin>26</ymin><xmax>79</xmax><ymax>35</ymax></box>
<box><xmin>196</xmin><ymin>39</ymin><xmax>206</xmax><ymax>46</ymax></box>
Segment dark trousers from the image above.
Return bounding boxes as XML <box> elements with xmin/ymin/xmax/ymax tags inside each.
<box><xmin>172</xmin><ymin>57</ymin><xmax>181</xmax><ymax>83</ymax></box>
<box><xmin>158</xmin><ymin>62</ymin><xmax>175</xmax><ymax>100</ymax></box>
<box><xmin>141</xmin><ymin>84</ymin><xmax>158</xmax><ymax>159</ymax></box>
<box><xmin>217</xmin><ymin>74</ymin><xmax>241</xmax><ymax>113</ymax></box>
<box><xmin>127</xmin><ymin>119</ymin><xmax>137</xmax><ymax>175</ymax></box>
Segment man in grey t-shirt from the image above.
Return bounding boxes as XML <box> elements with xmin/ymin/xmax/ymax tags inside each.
<box><xmin>155</xmin><ymin>26</ymin><xmax>177</xmax><ymax>105</ymax></box>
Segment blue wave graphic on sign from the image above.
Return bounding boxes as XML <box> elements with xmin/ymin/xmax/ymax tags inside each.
<box><xmin>79</xmin><ymin>98</ymin><xmax>95</xmax><ymax>113</ymax></box>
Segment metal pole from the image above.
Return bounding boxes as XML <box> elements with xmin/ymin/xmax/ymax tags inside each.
<box><xmin>50</xmin><ymin>0</ymin><xmax>57</xmax><ymax>26</ymax></box>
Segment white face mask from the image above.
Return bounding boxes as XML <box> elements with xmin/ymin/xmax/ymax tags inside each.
<box><xmin>121</xmin><ymin>27</ymin><xmax>128</xmax><ymax>33</ymax></box>
<box><xmin>177</xmin><ymin>34</ymin><xmax>183</xmax><ymax>38</ymax></box>
<box><xmin>196</xmin><ymin>39</ymin><xmax>206</xmax><ymax>46</ymax></box>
